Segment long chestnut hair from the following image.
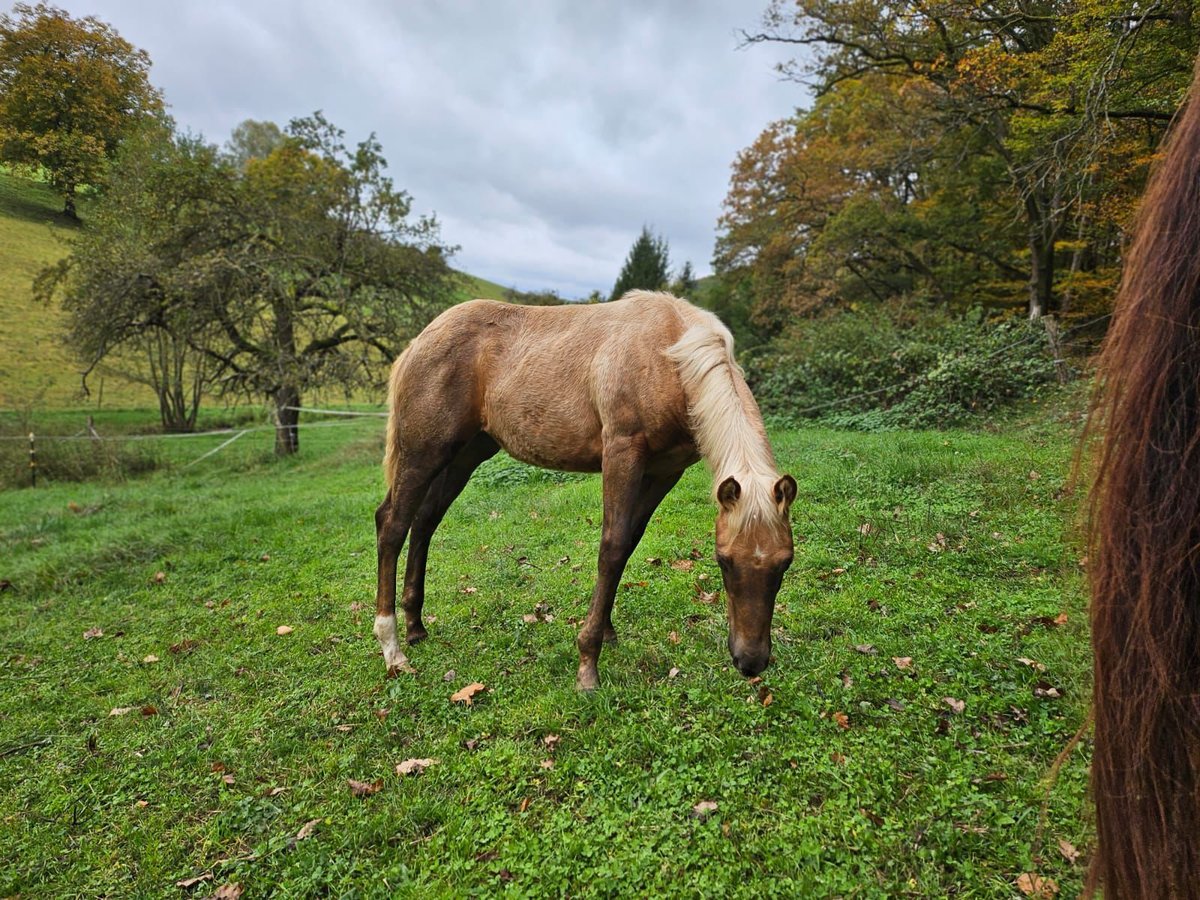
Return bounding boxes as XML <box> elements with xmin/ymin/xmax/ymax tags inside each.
<box><xmin>1089</xmin><ymin>59</ymin><xmax>1200</xmax><ymax>899</ymax></box>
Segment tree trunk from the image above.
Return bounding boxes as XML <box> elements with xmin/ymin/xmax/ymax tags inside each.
<box><xmin>1025</xmin><ymin>193</ymin><xmax>1057</xmax><ymax>320</ymax></box>
<box><xmin>273</xmin><ymin>385</ymin><xmax>300</xmax><ymax>455</ymax></box>
<box><xmin>63</xmin><ymin>183</ymin><xmax>78</xmax><ymax>220</ymax></box>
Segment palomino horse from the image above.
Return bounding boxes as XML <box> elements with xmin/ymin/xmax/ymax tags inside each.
<box><xmin>374</xmin><ymin>291</ymin><xmax>797</xmax><ymax>690</ymax></box>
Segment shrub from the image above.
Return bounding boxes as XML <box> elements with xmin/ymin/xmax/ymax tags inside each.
<box><xmin>745</xmin><ymin>305</ymin><xmax>1061</xmax><ymax>431</ymax></box>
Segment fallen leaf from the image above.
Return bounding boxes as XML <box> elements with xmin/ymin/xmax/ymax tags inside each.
<box><xmin>542</xmin><ymin>734</ymin><xmax>560</xmax><ymax>751</ymax></box>
<box><xmin>109</xmin><ymin>706</ymin><xmax>136</xmax><ymax>717</ymax></box>
<box><xmin>264</xmin><ymin>786</ymin><xmax>287</xmax><ymax>797</ymax></box>
<box><xmin>169</xmin><ymin>639</ymin><xmax>198</xmax><ymax>655</ymax></box>
<box><xmin>760</xmin><ymin>690</ymin><xmax>774</xmax><ymax>707</ymax></box>
<box><xmin>134</xmin><ymin>799</ymin><xmax>149</xmax><ymax>808</ymax></box>
<box><xmin>175</xmin><ymin>872</ymin><xmax>213</xmax><ymax>889</ymax></box>
<box><xmin>1017</xmin><ymin>657</ymin><xmax>1047</xmax><ymax>672</ymax></box>
<box><xmin>348</xmin><ymin>778</ymin><xmax>383</xmax><ymax>797</ymax></box>
<box><xmin>892</xmin><ymin>656</ymin><xmax>913</xmax><ymax>670</ymax></box>
<box><xmin>1033</xmin><ymin>682</ymin><xmax>1063</xmax><ymax>699</ymax></box>
<box><xmin>858</xmin><ymin>522</ymin><xmax>874</xmax><ymax>535</ymax></box>
<box><xmin>334</xmin><ymin>724</ymin><xmax>353</xmax><ymax>733</ymax></box>
<box><xmin>211</xmin><ymin>884</ymin><xmax>244</xmax><ymax>899</ymax></box>
<box><xmin>142</xmin><ymin>654</ymin><xmax>159</xmax><ymax>664</ymax></box>
<box><xmin>1015</xmin><ymin>872</ymin><xmax>1058</xmax><ymax>898</ymax></box>
<box><xmin>461</xmin><ymin>586</ymin><xmax>477</xmax><ymax>594</ymax></box>
<box><xmin>1054</xmin><ymin>612</ymin><xmax>1069</xmax><ymax>626</ymax></box>
<box><xmin>83</xmin><ymin>627</ymin><xmax>104</xmax><ymax>640</ymax></box>
<box><xmin>645</xmin><ymin>556</ymin><xmax>663</xmax><ymax>566</ymax></box>
<box><xmin>276</xmin><ymin>625</ymin><xmax>293</xmax><ymax>636</ymax></box>
<box><xmin>451</xmin><ymin>682</ymin><xmax>488</xmax><ymax>705</ymax></box>
<box><xmin>140</xmin><ymin>705</ymin><xmax>158</xmax><ymax>717</ymax></box>
<box><xmin>1058</xmin><ymin>838</ymin><xmax>1079</xmax><ymax>864</ymax></box>
<box><xmin>518</xmin><ymin>797</ymin><xmax>530</xmax><ymax>813</ymax></box>
<box><xmin>396</xmin><ymin>758</ymin><xmax>439</xmax><ymax>776</ymax></box>
<box><xmin>670</xmin><ymin>559</ymin><xmax>695</xmax><ymax>572</ymax></box>
<box><xmin>833</xmin><ymin>711</ymin><xmax>850</xmax><ymax>730</ymax></box>
<box><xmin>296</xmin><ymin>819</ymin><xmax>320</xmax><ymax>840</ymax></box>
<box><xmin>885</xmin><ymin>698</ymin><xmax>905</xmax><ymax>711</ymax></box>
<box><xmin>861</xmin><ymin>807</ymin><xmax>885</xmax><ymax>826</ymax></box>
<box><xmin>221</xmin><ymin>774</ymin><xmax>235</xmax><ymax>786</ymax></box>
<box><xmin>668</xmin><ymin>667</ymin><xmax>680</xmax><ymax>678</ymax></box>
<box><xmin>667</xmin><ymin>631</ymin><xmax>681</xmax><ymax>644</ymax></box>
<box><xmin>830</xmin><ymin>752</ymin><xmax>846</xmax><ymax>766</ymax></box>
<box><xmin>692</xmin><ymin>800</ymin><xmax>719</xmax><ymax>820</ymax></box>
<box><xmin>539</xmin><ymin>759</ymin><xmax>554</xmax><ymax>770</ymax></box>
<box><xmin>1028</xmin><ymin>470</ymin><xmax>1041</xmax><ymax>481</ymax></box>
<box><xmin>694</xmin><ymin>587</ymin><xmax>719</xmax><ymax>604</ymax></box>
<box><xmin>374</xmin><ymin>708</ymin><xmax>390</xmax><ymax>721</ymax></box>
<box><xmin>259</xmin><ymin>553</ymin><xmax>270</xmax><ymax>562</ymax></box>
<box><xmin>152</xmin><ymin>571</ymin><xmax>166</xmax><ymax>584</ymax></box>
<box><xmin>855</xmin><ymin>644</ymin><xmax>877</xmax><ymax>656</ymax></box>
<box><xmin>943</xmin><ymin>696</ymin><xmax>965</xmax><ymax>714</ymax></box>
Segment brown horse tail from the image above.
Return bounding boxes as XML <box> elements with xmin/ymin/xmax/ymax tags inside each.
<box><xmin>1088</xmin><ymin>57</ymin><xmax>1200</xmax><ymax>898</ymax></box>
<box><xmin>382</xmin><ymin>347</ymin><xmax>412</xmax><ymax>491</ymax></box>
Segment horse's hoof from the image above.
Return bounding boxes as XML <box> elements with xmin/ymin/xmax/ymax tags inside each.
<box><xmin>406</xmin><ymin>626</ymin><xmax>428</xmax><ymax>645</ymax></box>
<box><xmin>386</xmin><ymin>661</ymin><xmax>416</xmax><ymax>678</ymax></box>
<box><xmin>602</xmin><ymin>629</ymin><xmax>618</xmax><ymax>644</ymax></box>
<box><xmin>576</xmin><ymin>669</ymin><xmax>599</xmax><ymax>691</ymax></box>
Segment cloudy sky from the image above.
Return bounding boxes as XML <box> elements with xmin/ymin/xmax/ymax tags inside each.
<box><xmin>74</xmin><ymin>1</ymin><xmax>807</xmax><ymax>298</ymax></box>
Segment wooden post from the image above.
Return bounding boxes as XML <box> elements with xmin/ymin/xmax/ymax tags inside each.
<box><xmin>1044</xmin><ymin>316</ymin><xmax>1069</xmax><ymax>384</ymax></box>
<box><xmin>28</xmin><ymin>432</ymin><xmax>36</xmax><ymax>488</ymax></box>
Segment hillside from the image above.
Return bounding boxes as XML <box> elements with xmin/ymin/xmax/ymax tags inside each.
<box><xmin>0</xmin><ymin>172</ymin><xmax>513</xmax><ymax>412</ymax></box>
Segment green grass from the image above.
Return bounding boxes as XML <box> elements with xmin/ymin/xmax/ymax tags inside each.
<box><xmin>0</xmin><ymin>415</ymin><xmax>1091</xmax><ymax>897</ymax></box>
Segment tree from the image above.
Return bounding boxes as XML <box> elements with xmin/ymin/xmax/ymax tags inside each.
<box><xmin>41</xmin><ymin>114</ymin><xmax>461</xmax><ymax>453</ymax></box>
<box><xmin>671</xmin><ymin>260</ymin><xmax>698</xmax><ymax>297</ymax></box>
<box><xmin>742</xmin><ymin>0</ymin><xmax>1197</xmax><ymax>318</ymax></box>
<box><xmin>610</xmin><ymin>226</ymin><xmax>671</xmax><ymax>301</ymax></box>
<box><xmin>0</xmin><ymin>3</ymin><xmax>162</xmax><ymax>218</ymax></box>
<box><xmin>225</xmin><ymin>119</ymin><xmax>285</xmax><ymax>170</ymax></box>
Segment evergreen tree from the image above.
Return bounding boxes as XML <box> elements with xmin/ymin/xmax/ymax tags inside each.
<box><xmin>672</xmin><ymin>260</ymin><xmax>697</xmax><ymax>297</ymax></box>
<box><xmin>610</xmin><ymin>226</ymin><xmax>670</xmax><ymax>301</ymax></box>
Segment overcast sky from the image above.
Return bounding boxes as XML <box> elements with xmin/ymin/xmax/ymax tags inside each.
<box><xmin>73</xmin><ymin>1</ymin><xmax>807</xmax><ymax>298</ymax></box>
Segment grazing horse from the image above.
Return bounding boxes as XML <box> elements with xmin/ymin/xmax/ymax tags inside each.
<box><xmin>1088</xmin><ymin>60</ymin><xmax>1200</xmax><ymax>897</ymax></box>
<box><xmin>374</xmin><ymin>291</ymin><xmax>797</xmax><ymax>690</ymax></box>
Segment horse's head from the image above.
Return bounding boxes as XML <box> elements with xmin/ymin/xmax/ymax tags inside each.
<box><xmin>714</xmin><ymin>473</ymin><xmax>797</xmax><ymax>677</ymax></box>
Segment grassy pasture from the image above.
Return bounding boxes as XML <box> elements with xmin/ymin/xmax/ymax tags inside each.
<box><xmin>0</xmin><ymin>412</ymin><xmax>1091</xmax><ymax>897</ymax></box>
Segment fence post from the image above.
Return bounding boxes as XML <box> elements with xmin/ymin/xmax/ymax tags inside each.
<box><xmin>1044</xmin><ymin>316</ymin><xmax>1069</xmax><ymax>384</ymax></box>
<box><xmin>28</xmin><ymin>432</ymin><xmax>36</xmax><ymax>488</ymax></box>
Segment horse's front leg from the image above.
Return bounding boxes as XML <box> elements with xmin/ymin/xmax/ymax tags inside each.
<box><xmin>577</xmin><ymin>437</ymin><xmax>646</xmax><ymax>690</ymax></box>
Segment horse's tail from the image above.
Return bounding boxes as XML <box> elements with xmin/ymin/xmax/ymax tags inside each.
<box><xmin>1088</xmin><ymin>57</ymin><xmax>1200</xmax><ymax>898</ymax></box>
<box><xmin>382</xmin><ymin>346</ymin><xmax>412</xmax><ymax>491</ymax></box>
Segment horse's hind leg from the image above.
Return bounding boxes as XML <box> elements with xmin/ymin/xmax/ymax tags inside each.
<box><xmin>400</xmin><ymin>433</ymin><xmax>499</xmax><ymax>643</ymax></box>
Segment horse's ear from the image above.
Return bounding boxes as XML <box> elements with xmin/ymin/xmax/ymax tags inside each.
<box><xmin>774</xmin><ymin>475</ymin><xmax>797</xmax><ymax>510</ymax></box>
<box><xmin>717</xmin><ymin>476</ymin><xmax>741</xmax><ymax>511</ymax></box>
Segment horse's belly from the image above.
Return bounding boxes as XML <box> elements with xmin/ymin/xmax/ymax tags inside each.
<box><xmin>488</xmin><ymin>427</ymin><xmax>603</xmax><ymax>473</ymax></box>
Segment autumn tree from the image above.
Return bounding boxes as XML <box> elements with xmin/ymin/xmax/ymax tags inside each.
<box><xmin>225</xmin><ymin>119</ymin><xmax>285</xmax><ymax>170</ymax></box>
<box><xmin>610</xmin><ymin>226</ymin><xmax>671</xmax><ymax>300</ymax></box>
<box><xmin>740</xmin><ymin>0</ymin><xmax>1197</xmax><ymax>318</ymax></box>
<box><xmin>0</xmin><ymin>3</ymin><xmax>162</xmax><ymax>217</ymax></box>
<box><xmin>41</xmin><ymin>114</ymin><xmax>460</xmax><ymax>453</ymax></box>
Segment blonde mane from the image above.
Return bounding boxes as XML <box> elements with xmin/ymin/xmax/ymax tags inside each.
<box><xmin>664</xmin><ymin>311</ymin><xmax>783</xmax><ymax>536</ymax></box>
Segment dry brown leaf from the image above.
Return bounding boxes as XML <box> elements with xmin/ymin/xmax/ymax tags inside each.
<box><xmin>259</xmin><ymin>553</ymin><xmax>270</xmax><ymax>562</ymax></box>
<box><xmin>211</xmin><ymin>884</ymin><xmax>244</xmax><ymax>900</ymax></box>
<box><xmin>833</xmin><ymin>711</ymin><xmax>850</xmax><ymax>730</ymax></box>
<box><xmin>761</xmin><ymin>691</ymin><xmax>774</xmax><ymax>708</ymax></box>
<box><xmin>264</xmin><ymin>786</ymin><xmax>287</xmax><ymax>797</ymax></box>
<box><xmin>539</xmin><ymin>759</ymin><xmax>554</xmax><ymax>770</ymax></box>
<box><xmin>542</xmin><ymin>734</ymin><xmax>560</xmax><ymax>752</ymax></box>
<box><xmin>518</xmin><ymin>797</ymin><xmax>530</xmax><ymax>813</ymax></box>
<box><xmin>1017</xmin><ymin>657</ymin><xmax>1047</xmax><ymax>672</ymax></box>
<box><xmin>858</xmin><ymin>522</ymin><xmax>874</xmax><ymax>535</ymax></box>
<box><xmin>1058</xmin><ymin>838</ymin><xmax>1079</xmax><ymax>864</ymax></box>
<box><xmin>109</xmin><ymin>706</ymin><xmax>136</xmax><ymax>717</ymax></box>
<box><xmin>461</xmin><ymin>585</ymin><xmax>477</xmax><ymax>594</ymax></box>
<box><xmin>334</xmin><ymin>724</ymin><xmax>353</xmax><ymax>733</ymax></box>
<box><xmin>1054</xmin><ymin>612</ymin><xmax>1069</xmax><ymax>626</ymax></box>
<box><xmin>152</xmin><ymin>571</ymin><xmax>166</xmax><ymax>584</ymax></box>
<box><xmin>667</xmin><ymin>631</ymin><xmax>680</xmax><ymax>645</ymax></box>
<box><xmin>83</xmin><ymin>627</ymin><xmax>104</xmax><ymax>640</ymax></box>
<box><xmin>691</xmin><ymin>800</ymin><xmax>718</xmax><ymax>820</ymax></box>
<box><xmin>830</xmin><ymin>752</ymin><xmax>846</xmax><ymax>766</ymax></box>
<box><xmin>694</xmin><ymin>588</ymin><xmax>719</xmax><ymax>604</ymax></box>
<box><xmin>142</xmin><ymin>654</ymin><xmax>159</xmax><ymax>664</ymax></box>
<box><xmin>892</xmin><ymin>656</ymin><xmax>913</xmax><ymax>670</ymax></box>
<box><xmin>275</xmin><ymin>625</ymin><xmax>294</xmax><ymax>636</ymax></box>
<box><xmin>348</xmin><ymin>778</ymin><xmax>384</xmax><ymax>797</ymax></box>
<box><xmin>450</xmin><ymin>682</ymin><xmax>488</xmax><ymax>705</ymax></box>
<box><xmin>169</xmin><ymin>638</ymin><xmax>198</xmax><ymax>655</ymax></box>
<box><xmin>140</xmin><ymin>705</ymin><xmax>158</xmax><ymax>717</ymax></box>
<box><xmin>296</xmin><ymin>818</ymin><xmax>320</xmax><ymax>840</ymax></box>
<box><xmin>670</xmin><ymin>559</ymin><xmax>695</xmax><ymax>572</ymax></box>
<box><xmin>396</xmin><ymin>757</ymin><xmax>439</xmax><ymax>776</ymax></box>
<box><xmin>374</xmin><ymin>708</ymin><xmax>390</xmax><ymax>721</ymax></box>
<box><xmin>175</xmin><ymin>872</ymin><xmax>213</xmax><ymax>889</ymax></box>
<box><xmin>221</xmin><ymin>774</ymin><xmax>235</xmax><ymax>786</ymax></box>
<box><xmin>645</xmin><ymin>556</ymin><xmax>663</xmax><ymax>566</ymax></box>
<box><xmin>668</xmin><ymin>667</ymin><xmax>680</xmax><ymax>679</ymax></box>
<box><xmin>943</xmin><ymin>696</ymin><xmax>965</xmax><ymax>714</ymax></box>
<box><xmin>1016</xmin><ymin>873</ymin><xmax>1059</xmax><ymax>898</ymax></box>
<box><xmin>855</xmin><ymin>644</ymin><xmax>877</xmax><ymax>656</ymax></box>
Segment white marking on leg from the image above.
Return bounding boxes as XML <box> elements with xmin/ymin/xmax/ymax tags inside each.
<box><xmin>374</xmin><ymin>614</ymin><xmax>409</xmax><ymax>672</ymax></box>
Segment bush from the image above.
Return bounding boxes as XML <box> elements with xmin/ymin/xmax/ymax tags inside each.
<box><xmin>745</xmin><ymin>305</ymin><xmax>1062</xmax><ymax>431</ymax></box>
<box><xmin>0</xmin><ymin>436</ymin><xmax>162</xmax><ymax>489</ymax></box>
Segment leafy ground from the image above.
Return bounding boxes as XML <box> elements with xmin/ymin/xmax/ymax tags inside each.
<box><xmin>0</xmin><ymin>171</ymin><xmax>511</xmax><ymax>412</ymax></box>
<box><xmin>0</xmin><ymin>411</ymin><xmax>1091</xmax><ymax>897</ymax></box>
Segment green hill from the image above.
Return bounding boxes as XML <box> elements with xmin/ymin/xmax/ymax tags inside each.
<box><xmin>0</xmin><ymin>171</ymin><xmax>515</xmax><ymax>411</ymax></box>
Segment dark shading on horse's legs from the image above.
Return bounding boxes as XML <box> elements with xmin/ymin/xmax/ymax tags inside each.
<box><xmin>599</xmin><ymin>470</ymin><xmax>684</xmax><ymax>645</ymax></box>
<box><xmin>400</xmin><ymin>434</ymin><xmax>499</xmax><ymax>643</ymax></box>
<box><xmin>577</xmin><ymin>445</ymin><xmax>681</xmax><ymax>690</ymax></box>
<box><xmin>375</xmin><ymin>458</ymin><xmax>450</xmax><ymax>674</ymax></box>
